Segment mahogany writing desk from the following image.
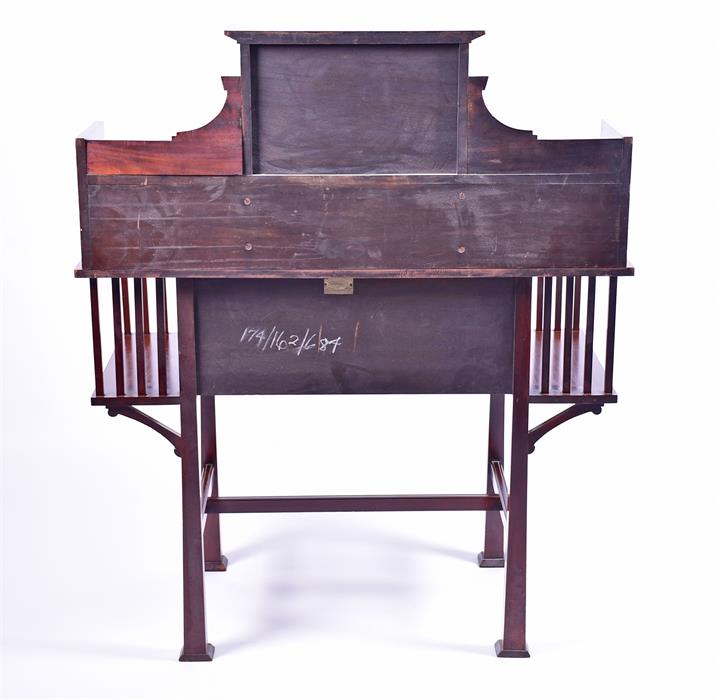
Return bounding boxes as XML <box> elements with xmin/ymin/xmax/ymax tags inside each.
<box><xmin>74</xmin><ymin>30</ymin><xmax>633</xmax><ymax>660</ymax></box>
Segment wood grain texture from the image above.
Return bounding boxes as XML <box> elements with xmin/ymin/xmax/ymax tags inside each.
<box><xmin>194</xmin><ymin>278</ymin><xmax>515</xmax><ymax>395</ymax></box>
<box><xmin>467</xmin><ymin>77</ymin><xmax>628</xmax><ymax>175</ymax></box>
<box><xmin>86</xmin><ymin>77</ymin><xmax>242</xmax><ymax>176</ymax></box>
<box><xmin>248</xmin><ymin>44</ymin><xmax>461</xmax><ymax>174</ymax></box>
<box><xmin>84</xmin><ymin>174</ymin><xmax>626</xmax><ymax>275</ymax></box>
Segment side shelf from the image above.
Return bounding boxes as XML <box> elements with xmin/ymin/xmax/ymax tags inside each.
<box><xmin>87</xmin><ymin>277</ymin><xmax>180</xmax><ymax>407</ymax></box>
<box><xmin>85</xmin><ymin>275</ymin><xmax>622</xmax><ymax>405</ymax></box>
<box><xmin>528</xmin><ymin>275</ymin><xmax>619</xmax><ymax>404</ymax></box>
<box><xmin>92</xmin><ymin>332</ymin><xmax>179</xmax><ymax>406</ymax></box>
<box><xmin>530</xmin><ymin>329</ymin><xmax>614</xmax><ymax>403</ymax></box>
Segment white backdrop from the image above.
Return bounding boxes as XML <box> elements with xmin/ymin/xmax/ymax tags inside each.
<box><xmin>1</xmin><ymin>1</ymin><xmax>714</xmax><ymax>699</ymax></box>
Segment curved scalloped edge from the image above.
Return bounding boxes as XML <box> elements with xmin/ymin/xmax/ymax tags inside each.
<box><xmin>85</xmin><ymin>77</ymin><xmax>243</xmax><ymax>176</ymax></box>
<box><xmin>466</xmin><ymin>76</ymin><xmax>630</xmax><ymax>176</ymax></box>
<box><xmin>468</xmin><ymin>77</ymin><xmax>535</xmax><ymax>140</ymax></box>
<box><xmin>172</xmin><ymin>76</ymin><xmax>241</xmax><ymax>142</ymax></box>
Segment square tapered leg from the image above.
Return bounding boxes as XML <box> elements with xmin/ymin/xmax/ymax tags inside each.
<box><xmin>177</xmin><ymin>280</ymin><xmax>214</xmax><ymax>662</ymax></box>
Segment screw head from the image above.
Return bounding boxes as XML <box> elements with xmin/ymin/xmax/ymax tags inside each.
<box><xmin>457</xmin><ymin>245</ymin><xmax>466</xmax><ymax>254</ymax></box>
<box><xmin>458</xmin><ymin>192</ymin><xmax>466</xmax><ymax>200</ymax></box>
<box><xmin>244</xmin><ymin>242</ymin><xmax>253</xmax><ymax>251</ymax></box>
<box><xmin>243</xmin><ymin>197</ymin><xmax>251</xmax><ymax>206</ymax></box>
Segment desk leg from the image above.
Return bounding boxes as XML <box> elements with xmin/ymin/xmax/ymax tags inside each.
<box><xmin>177</xmin><ymin>279</ymin><xmax>214</xmax><ymax>662</ymax></box>
<box><xmin>478</xmin><ymin>394</ymin><xmax>505</xmax><ymax>567</ymax></box>
<box><xmin>496</xmin><ymin>278</ymin><xmax>531</xmax><ymax>658</ymax></box>
<box><xmin>202</xmin><ymin>395</ymin><xmax>227</xmax><ymax>571</ymax></box>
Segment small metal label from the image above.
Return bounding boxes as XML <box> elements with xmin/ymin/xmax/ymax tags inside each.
<box><xmin>323</xmin><ymin>277</ymin><xmax>354</xmax><ymax>295</ymax></box>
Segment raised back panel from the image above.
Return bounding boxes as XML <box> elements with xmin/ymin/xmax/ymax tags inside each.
<box><xmin>195</xmin><ymin>278</ymin><xmax>515</xmax><ymax>395</ymax></box>
<box><xmin>249</xmin><ymin>44</ymin><xmax>460</xmax><ymax>174</ymax></box>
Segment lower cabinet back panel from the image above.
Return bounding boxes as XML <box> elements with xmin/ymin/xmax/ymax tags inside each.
<box><xmin>195</xmin><ymin>278</ymin><xmax>515</xmax><ymax>395</ymax></box>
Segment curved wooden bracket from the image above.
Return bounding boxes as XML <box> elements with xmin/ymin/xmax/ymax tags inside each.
<box><xmin>107</xmin><ymin>406</ymin><xmax>181</xmax><ymax>456</ymax></box>
<box><xmin>528</xmin><ymin>403</ymin><xmax>603</xmax><ymax>454</ymax></box>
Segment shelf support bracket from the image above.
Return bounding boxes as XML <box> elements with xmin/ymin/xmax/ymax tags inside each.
<box><xmin>528</xmin><ymin>403</ymin><xmax>604</xmax><ymax>454</ymax></box>
<box><xmin>107</xmin><ymin>406</ymin><xmax>181</xmax><ymax>456</ymax></box>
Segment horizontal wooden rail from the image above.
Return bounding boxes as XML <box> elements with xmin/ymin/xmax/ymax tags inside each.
<box><xmin>77</xmin><ymin>266</ymin><xmax>635</xmax><ymax>280</ymax></box>
<box><xmin>205</xmin><ymin>494</ymin><xmax>501</xmax><ymax>514</ymax></box>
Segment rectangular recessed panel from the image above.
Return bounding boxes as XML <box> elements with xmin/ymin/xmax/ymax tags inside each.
<box><xmin>195</xmin><ymin>278</ymin><xmax>514</xmax><ymax>395</ymax></box>
<box><xmin>250</xmin><ymin>44</ymin><xmax>459</xmax><ymax>174</ymax></box>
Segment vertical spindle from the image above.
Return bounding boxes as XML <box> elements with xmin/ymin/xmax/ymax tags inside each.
<box><xmin>573</xmin><ymin>277</ymin><xmax>582</xmax><ymax>331</ymax></box>
<box><xmin>563</xmin><ymin>277</ymin><xmax>574</xmax><ymax>394</ymax></box>
<box><xmin>89</xmin><ymin>278</ymin><xmax>104</xmax><ymax>397</ymax></box>
<box><xmin>541</xmin><ymin>277</ymin><xmax>552</xmax><ymax>394</ymax></box>
<box><xmin>535</xmin><ymin>277</ymin><xmax>544</xmax><ymax>331</ymax></box>
<box><xmin>120</xmin><ymin>278</ymin><xmax>131</xmax><ymax>334</ymax></box>
<box><xmin>554</xmin><ymin>276</ymin><xmax>562</xmax><ymax>332</ymax></box>
<box><xmin>134</xmin><ymin>278</ymin><xmax>146</xmax><ymax>395</ymax></box>
<box><xmin>583</xmin><ymin>276</ymin><xmax>596</xmax><ymax>394</ymax></box>
<box><xmin>164</xmin><ymin>280</ymin><xmax>170</xmax><ymax>332</ymax></box>
<box><xmin>156</xmin><ymin>278</ymin><xmax>168</xmax><ymax>395</ymax></box>
<box><xmin>111</xmin><ymin>277</ymin><xmax>124</xmax><ymax>395</ymax></box>
<box><xmin>142</xmin><ymin>278</ymin><xmax>150</xmax><ymax>335</ymax></box>
<box><xmin>604</xmin><ymin>277</ymin><xmax>618</xmax><ymax>394</ymax></box>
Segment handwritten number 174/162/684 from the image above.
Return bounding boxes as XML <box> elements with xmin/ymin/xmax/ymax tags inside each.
<box><xmin>240</xmin><ymin>326</ymin><xmax>342</xmax><ymax>356</ymax></box>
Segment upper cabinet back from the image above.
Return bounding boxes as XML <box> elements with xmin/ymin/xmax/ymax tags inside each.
<box><xmin>232</xmin><ymin>33</ymin><xmax>480</xmax><ymax>174</ymax></box>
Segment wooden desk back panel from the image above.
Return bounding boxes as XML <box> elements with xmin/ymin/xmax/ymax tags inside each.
<box><xmin>85</xmin><ymin>173</ymin><xmax>624</xmax><ymax>275</ymax></box>
<box><xmin>77</xmin><ymin>32</ymin><xmax>632</xmax><ymax>278</ymax></box>
<box><xmin>247</xmin><ymin>44</ymin><xmax>460</xmax><ymax>174</ymax></box>
<box><xmin>195</xmin><ymin>278</ymin><xmax>515</xmax><ymax>395</ymax></box>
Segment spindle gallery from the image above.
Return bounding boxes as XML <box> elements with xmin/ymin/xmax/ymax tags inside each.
<box><xmin>74</xmin><ymin>30</ymin><xmax>633</xmax><ymax>660</ymax></box>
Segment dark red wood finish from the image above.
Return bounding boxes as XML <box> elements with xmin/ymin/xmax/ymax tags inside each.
<box><xmin>81</xmin><ymin>173</ymin><xmax>627</xmax><ymax>277</ymax></box>
<box><xmin>75</xmin><ymin>29</ymin><xmax>632</xmax><ymax>662</ymax></box>
<box><xmin>201</xmin><ymin>396</ymin><xmax>227</xmax><ymax>572</ymax></box>
<box><xmin>497</xmin><ymin>277</ymin><xmax>532</xmax><ymax>657</ymax></box>
<box><xmin>176</xmin><ymin>279</ymin><xmax>213</xmax><ymax>662</ymax></box>
<box><xmin>478</xmin><ymin>394</ymin><xmax>505</xmax><ymax>567</ymax></box>
<box><xmin>89</xmin><ymin>278</ymin><xmax>104</xmax><ymax>397</ymax></box>
<box><xmin>87</xmin><ymin>77</ymin><xmax>242</xmax><ymax>176</ymax></box>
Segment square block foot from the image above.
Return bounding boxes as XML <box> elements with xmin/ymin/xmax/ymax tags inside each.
<box><xmin>477</xmin><ymin>551</ymin><xmax>505</xmax><ymax>568</ymax></box>
<box><xmin>179</xmin><ymin>643</ymin><xmax>215</xmax><ymax>662</ymax></box>
<box><xmin>205</xmin><ymin>555</ymin><xmax>228</xmax><ymax>572</ymax></box>
<box><xmin>495</xmin><ymin>639</ymin><xmax>530</xmax><ymax>658</ymax></box>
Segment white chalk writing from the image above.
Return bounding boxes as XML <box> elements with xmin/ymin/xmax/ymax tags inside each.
<box><xmin>239</xmin><ymin>325</ymin><xmax>342</xmax><ymax>356</ymax></box>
